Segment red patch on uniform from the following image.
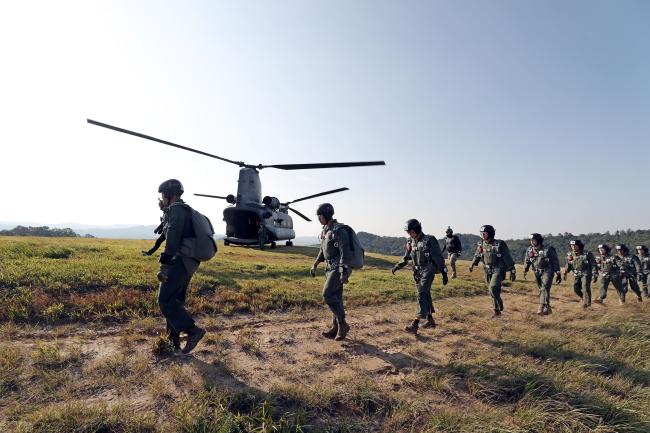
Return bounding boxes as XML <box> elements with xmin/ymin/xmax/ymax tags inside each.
<box><xmin>479</xmin><ymin>246</ymin><xmax>484</xmax><ymax>254</ymax></box>
<box><xmin>528</xmin><ymin>250</ymin><xmax>536</xmax><ymax>258</ymax></box>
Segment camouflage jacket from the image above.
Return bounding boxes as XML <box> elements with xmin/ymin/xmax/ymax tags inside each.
<box><xmin>471</xmin><ymin>239</ymin><xmax>515</xmax><ymax>271</ymax></box>
<box><xmin>396</xmin><ymin>234</ymin><xmax>445</xmax><ymax>272</ymax></box>
<box><xmin>596</xmin><ymin>254</ymin><xmax>619</xmax><ymax>276</ymax></box>
<box><xmin>316</xmin><ymin>220</ymin><xmax>347</xmax><ymax>268</ymax></box>
<box><xmin>615</xmin><ymin>255</ymin><xmax>640</xmax><ymax>278</ymax></box>
<box><xmin>565</xmin><ymin>250</ymin><xmax>597</xmax><ymax>276</ymax></box>
<box><xmin>524</xmin><ymin>245</ymin><xmax>560</xmax><ymax>274</ymax></box>
<box><xmin>443</xmin><ymin>235</ymin><xmax>462</xmax><ymax>254</ymax></box>
<box><xmin>637</xmin><ymin>254</ymin><xmax>650</xmax><ymax>276</ymax></box>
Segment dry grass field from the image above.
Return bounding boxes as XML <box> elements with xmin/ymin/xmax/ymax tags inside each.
<box><xmin>1</xmin><ymin>236</ymin><xmax>649</xmax><ymax>432</ymax></box>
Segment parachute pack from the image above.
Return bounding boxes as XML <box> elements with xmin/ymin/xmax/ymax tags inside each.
<box><xmin>178</xmin><ymin>205</ymin><xmax>218</xmax><ymax>262</ymax></box>
<box><xmin>337</xmin><ymin>224</ymin><xmax>365</xmax><ymax>269</ymax></box>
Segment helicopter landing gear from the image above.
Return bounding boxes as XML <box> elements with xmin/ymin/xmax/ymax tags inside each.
<box><xmin>286</xmin><ymin>240</ymin><xmax>293</xmax><ymax>247</ymax></box>
<box><xmin>224</xmin><ymin>240</ymin><xmax>230</xmax><ymax>246</ymax></box>
<box><xmin>258</xmin><ymin>229</ymin><xmax>268</xmax><ymax>250</ymax></box>
<box><xmin>271</xmin><ymin>242</ymin><xmax>277</xmax><ymax>249</ymax></box>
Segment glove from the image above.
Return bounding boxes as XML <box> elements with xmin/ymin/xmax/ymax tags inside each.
<box><xmin>555</xmin><ymin>272</ymin><xmax>562</xmax><ymax>284</ymax></box>
<box><xmin>142</xmin><ymin>250</ymin><xmax>151</xmax><ymax>256</ymax></box>
<box><xmin>159</xmin><ymin>252</ymin><xmax>172</xmax><ymax>265</ymax></box>
<box><xmin>157</xmin><ymin>264</ymin><xmax>169</xmax><ymax>282</ymax></box>
<box><xmin>468</xmin><ymin>265</ymin><xmax>474</xmax><ymax>273</ymax></box>
<box><xmin>509</xmin><ymin>270</ymin><xmax>516</xmax><ymax>282</ymax></box>
<box><xmin>310</xmin><ymin>266</ymin><xmax>317</xmax><ymax>277</ymax></box>
<box><xmin>562</xmin><ymin>272</ymin><xmax>568</xmax><ymax>281</ymax></box>
<box><xmin>391</xmin><ymin>265</ymin><xmax>399</xmax><ymax>275</ymax></box>
<box><xmin>442</xmin><ymin>271</ymin><xmax>449</xmax><ymax>286</ymax></box>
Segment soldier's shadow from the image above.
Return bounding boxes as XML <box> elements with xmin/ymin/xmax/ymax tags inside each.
<box><xmin>345</xmin><ymin>341</ymin><xmax>434</xmax><ymax>370</ymax></box>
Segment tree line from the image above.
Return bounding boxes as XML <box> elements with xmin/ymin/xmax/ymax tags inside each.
<box><xmin>0</xmin><ymin>226</ymin><xmax>90</xmax><ymax>237</ymax></box>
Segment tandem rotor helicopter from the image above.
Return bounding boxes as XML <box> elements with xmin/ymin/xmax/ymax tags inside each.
<box><xmin>87</xmin><ymin>119</ymin><xmax>385</xmax><ymax>249</ymax></box>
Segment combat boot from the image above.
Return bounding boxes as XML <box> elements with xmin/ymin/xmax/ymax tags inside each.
<box><xmin>594</xmin><ymin>298</ymin><xmax>603</xmax><ymax>304</ymax></box>
<box><xmin>452</xmin><ymin>272</ymin><xmax>457</xmax><ymax>279</ymax></box>
<box><xmin>544</xmin><ymin>305</ymin><xmax>553</xmax><ymax>315</ymax></box>
<box><xmin>405</xmin><ymin>319</ymin><xmax>419</xmax><ymax>334</ymax></box>
<box><xmin>422</xmin><ymin>315</ymin><xmax>436</xmax><ymax>328</ymax></box>
<box><xmin>182</xmin><ymin>326</ymin><xmax>206</xmax><ymax>354</ymax></box>
<box><xmin>492</xmin><ymin>310</ymin><xmax>501</xmax><ymax>318</ymax></box>
<box><xmin>168</xmin><ymin>331</ymin><xmax>181</xmax><ymax>351</ymax></box>
<box><xmin>637</xmin><ymin>295</ymin><xmax>643</xmax><ymax>302</ymax></box>
<box><xmin>536</xmin><ymin>305</ymin><xmax>545</xmax><ymax>315</ymax></box>
<box><xmin>334</xmin><ymin>321</ymin><xmax>350</xmax><ymax>341</ymax></box>
<box><xmin>321</xmin><ymin>320</ymin><xmax>338</xmax><ymax>339</ymax></box>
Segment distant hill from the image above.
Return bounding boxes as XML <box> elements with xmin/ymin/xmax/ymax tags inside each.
<box><xmin>357</xmin><ymin>229</ymin><xmax>650</xmax><ymax>264</ymax></box>
<box><xmin>0</xmin><ymin>225</ymin><xmax>83</xmax><ymax>237</ymax></box>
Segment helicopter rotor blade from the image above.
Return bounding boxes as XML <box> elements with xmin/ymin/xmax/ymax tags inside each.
<box><xmin>283</xmin><ymin>187</ymin><xmax>349</xmax><ymax>205</ymax></box>
<box><xmin>288</xmin><ymin>207</ymin><xmax>311</xmax><ymax>222</ymax></box>
<box><xmin>87</xmin><ymin>119</ymin><xmax>244</xmax><ymax>167</ymax></box>
<box><xmin>259</xmin><ymin>161</ymin><xmax>385</xmax><ymax>170</ymax></box>
<box><xmin>194</xmin><ymin>193</ymin><xmax>229</xmax><ymax>200</ymax></box>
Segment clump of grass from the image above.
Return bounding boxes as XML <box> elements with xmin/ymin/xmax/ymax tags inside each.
<box><xmin>15</xmin><ymin>402</ymin><xmax>157</xmax><ymax>433</ymax></box>
<box><xmin>151</xmin><ymin>335</ymin><xmax>175</xmax><ymax>357</ymax></box>
<box><xmin>30</xmin><ymin>342</ymin><xmax>82</xmax><ymax>371</ymax></box>
<box><xmin>0</xmin><ymin>346</ymin><xmax>24</xmax><ymax>393</ymax></box>
<box><xmin>238</xmin><ymin>328</ymin><xmax>263</xmax><ymax>358</ymax></box>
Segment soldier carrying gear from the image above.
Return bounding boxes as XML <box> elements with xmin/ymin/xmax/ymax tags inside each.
<box><xmin>615</xmin><ymin>244</ymin><xmax>643</xmax><ymax>303</ymax></box>
<box><xmin>564</xmin><ymin>239</ymin><xmax>597</xmax><ymax>308</ymax></box>
<box><xmin>443</xmin><ymin>226</ymin><xmax>462</xmax><ymax>278</ymax></box>
<box><xmin>635</xmin><ymin>245</ymin><xmax>650</xmax><ymax>298</ymax></box>
<box><xmin>594</xmin><ymin>244</ymin><xmax>626</xmax><ymax>305</ymax></box>
<box><xmin>392</xmin><ymin>219</ymin><xmax>448</xmax><ymax>334</ymax></box>
<box><xmin>523</xmin><ymin>233</ymin><xmax>561</xmax><ymax>315</ymax></box>
<box><xmin>469</xmin><ymin>225</ymin><xmax>516</xmax><ymax>317</ymax></box>
<box><xmin>310</xmin><ymin>203</ymin><xmax>352</xmax><ymax>341</ymax></box>
<box><xmin>154</xmin><ymin>179</ymin><xmax>206</xmax><ymax>354</ymax></box>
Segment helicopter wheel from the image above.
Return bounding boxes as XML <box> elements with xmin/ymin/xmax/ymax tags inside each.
<box><xmin>224</xmin><ymin>240</ymin><xmax>230</xmax><ymax>246</ymax></box>
<box><xmin>271</xmin><ymin>242</ymin><xmax>277</xmax><ymax>249</ymax></box>
<box><xmin>286</xmin><ymin>241</ymin><xmax>293</xmax><ymax>247</ymax></box>
<box><xmin>258</xmin><ymin>231</ymin><xmax>267</xmax><ymax>250</ymax></box>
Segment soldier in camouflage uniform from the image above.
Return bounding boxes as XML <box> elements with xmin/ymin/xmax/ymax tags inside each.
<box><xmin>615</xmin><ymin>244</ymin><xmax>643</xmax><ymax>303</ymax></box>
<box><xmin>563</xmin><ymin>239</ymin><xmax>597</xmax><ymax>308</ymax></box>
<box><xmin>635</xmin><ymin>245</ymin><xmax>650</xmax><ymax>298</ymax></box>
<box><xmin>392</xmin><ymin>219</ymin><xmax>448</xmax><ymax>334</ymax></box>
<box><xmin>523</xmin><ymin>233</ymin><xmax>561</xmax><ymax>315</ymax></box>
<box><xmin>469</xmin><ymin>225</ymin><xmax>516</xmax><ymax>317</ymax></box>
<box><xmin>594</xmin><ymin>244</ymin><xmax>625</xmax><ymax>305</ymax></box>
<box><xmin>156</xmin><ymin>179</ymin><xmax>206</xmax><ymax>354</ymax></box>
<box><xmin>310</xmin><ymin>203</ymin><xmax>351</xmax><ymax>341</ymax></box>
<box><xmin>443</xmin><ymin>226</ymin><xmax>462</xmax><ymax>278</ymax></box>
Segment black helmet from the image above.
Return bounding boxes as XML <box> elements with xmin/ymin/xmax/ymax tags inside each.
<box><xmin>316</xmin><ymin>203</ymin><xmax>334</xmax><ymax>221</ymax></box>
<box><xmin>404</xmin><ymin>219</ymin><xmax>422</xmax><ymax>234</ymax></box>
<box><xmin>158</xmin><ymin>179</ymin><xmax>184</xmax><ymax>198</ymax></box>
<box><xmin>446</xmin><ymin>226</ymin><xmax>453</xmax><ymax>236</ymax></box>
<box><xmin>529</xmin><ymin>233</ymin><xmax>544</xmax><ymax>243</ymax></box>
<box><xmin>615</xmin><ymin>244</ymin><xmax>629</xmax><ymax>254</ymax></box>
<box><xmin>598</xmin><ymin>244</ymin><xmax>611</xmax><ymax>253</ymax></box>
<box><xmin>570</xmin><ymin>239</ymin><xmax>584</xmax><ymax>249</ymax></box>
<box><xmin>480</xmin><ymin>225</ymin><xmax>495</xmax><ymax>238</ymax></box>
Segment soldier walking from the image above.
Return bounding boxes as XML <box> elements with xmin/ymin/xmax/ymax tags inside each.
<box><xmin>443</xmin><ymin>226</ymin><xmax>462</xmax><ymax>278</ymax></box>
<box><xmin>392</xmin><ymin>219</ymin><xmax>448</xmax><ymax>334</ymax></box>
<box><xmin>594</xmin><ymin>244</ymin><xmax>625</xmax><ymax>305</ymax></box>
<box><xmin>615</xmin><ymin>244</ymin><xmax>643</xmax><ymax>303</ymax></box>
<box><xmin>563</xmin><ymin>239</ymin><xmax>597</xmax><ymax>308</ymax></box>
<box><xmin>310</xmin><ymin>203</ymin><xmax>351</xmax><ymax>341</ymax></box>
<box><xmin>469</xmin><ymin>225</ymin><xmax>516</xmax><ymax>317</ymax></box>
<box><xmin>635</xmin><ymin>245</ymin><xmax>650</xmax><ymax>298</ymax></box>
<box><xmin>156</xmin><ymin>179</ymin><xmax>206</xmax><ymax>354</ymax></box>
<box><xmin>523</xmin><ymin>233</ymin><xmax>561</xmax><ymax>315</ymax></box>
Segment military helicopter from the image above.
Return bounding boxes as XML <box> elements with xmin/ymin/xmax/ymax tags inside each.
<box><xmin>87</xmin><ymin>119</ymin><xmax>385</xmax><ymax>249</ymax></box>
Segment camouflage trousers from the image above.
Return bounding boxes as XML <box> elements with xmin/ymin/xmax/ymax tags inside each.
<box><xmin>572</xmin><ymin>273</ymin><xmax>592</xmax><ymax>307</ymax></box>
<box><xmin>413</xmin><ymin>267</ymin><xmax>435</xmax><ymax>319</ymax></box>
<box><xmin>599</xmin><ymin>274</ymin><xmax>625</xmax><ymax>301</ymax></box>
<box><xmin>323</xmin><ymin>268</ymin><xmax>349</xmax><ymax>325</ymax></box>
<box><xmin>637</xmin><ymin>273</ymin><xmax>649</xmax><ymax>297</ymax></box>
<box><xmin>484</xmin><ymin>268</ymin><xmax>505</xmax><ymax>312</ymax></box>
<box><xmin>448</xmin><ymin>253</ymin><xmax>459</xmax><ymax>277</ymax></box>
<box><xmin>534</xmin><ymin>271</ymin><xmax>554</xmax><ymax>307</ymax></box>
<box><xmin>621</xmin><ymin>274</ymin><xmax>642</xmax><ymax>300</ymax></box>
<box><xmin>158</xmin><ymin>258</ymin><xmax>195</xmax><ymax>333</ymax></box>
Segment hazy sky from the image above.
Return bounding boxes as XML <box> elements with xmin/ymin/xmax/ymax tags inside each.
<box><xmin>1</xmin><ymin>1</ymin><xmax>648</xmax><ymax>238</ymax></box>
